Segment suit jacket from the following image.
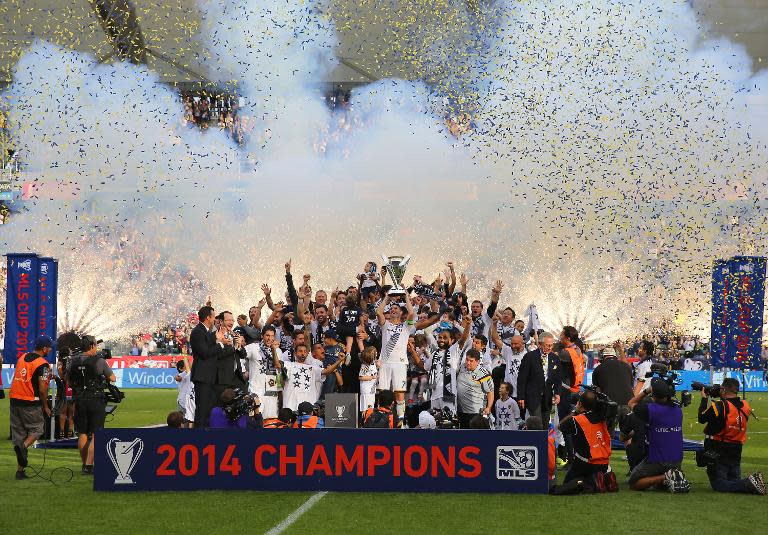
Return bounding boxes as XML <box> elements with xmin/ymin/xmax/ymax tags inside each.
<box><xmin>190</xmin><ymin>323</ymin><xmax>236</xmax><ymax>385</ymax></box>
<box><xmin>517</xmin><ymin>348</ymin><xmax>562</xmax><ymax>413</ymax></box>
<box><xmin>217</xmin><ymin>346</ymin><xmax>247</xmax><ymax>390</ymax></box>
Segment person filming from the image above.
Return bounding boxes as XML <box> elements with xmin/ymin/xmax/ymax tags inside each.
<box><xmin>627</xmin><ymin>378</ymin><xmax>688</xmax><ymax>492</ymax></box>
<box><xmin>66</xmin><ymin>335</ymin><xmax>116</xmax><ymax>475</ymax></box>
<box><xmin>697</xmin><ymin>378</ymin><xmax>765</xmax><ymax>495</ymax></box>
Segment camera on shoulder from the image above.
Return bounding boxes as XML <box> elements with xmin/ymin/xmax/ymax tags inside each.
<box><xmin>580</xmin><ymin>385</ymin><xmax>618</xmax><ymax>422</ymax></box>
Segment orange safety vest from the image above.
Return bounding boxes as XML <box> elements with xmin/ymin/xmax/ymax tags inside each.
<box><xmin>9</xmin><ymin>355</ymin><xmax>49</xmax><ymax>402</ymax></box>
<box><xmin>711</xmin><ymin>399</ymin><xmax>751</xmax><ymax>445</ymax></box>
<box><xmin>363</xmin><ymin>407</ymin><xmax>394</xmax><ymax>428</ymax></box>
<box><xmin>564</xmin><ymin>344</ymin><xmax>585</xmax><ymax>393</ymax></box>
<box><xmin>263</xmin><ymin>418</ymin><xmax>289</xmax><ymax>429</ymax></box>
<box><xmin>547</xmin><ymin>428</ymin><xmax>556</xmax><ymax>480</ymax></box>
<box><xmin>574</xmin><ymin>413</ymin><xmax>611</xmax><ymax>465</ymax></box>
<box><xmin>293</xmin><ymin>415</ymin><xmax>319</xmax><ymax>429</ymax></box>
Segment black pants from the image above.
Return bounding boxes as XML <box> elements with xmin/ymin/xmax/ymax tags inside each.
<box><xmin>73</xmin><ymin>397</ymin><xmax>106</xmax><ymax>434</ymax></box>
<box><xmin>194</xmin><ymin>381</ymin><xmax>217</xmax><ymax>428</ymax></box>
<box><xmin>557</xmin><ymin>389</ymin><xmax>575</xmax><ymax>459</ymax></box>
<box><xmin>563</xmin><ymin>459</ymin><xmax>608</xmax><ymax>483</ymax></box>
<box><xmin>458</xmin><ymin>412</ymin><xmax>475</xmax><ymax>429</ymax></box>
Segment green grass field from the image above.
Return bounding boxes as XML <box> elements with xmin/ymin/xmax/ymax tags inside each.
<box><xmin>1</xmin><ymin>389</ymin><xmax>766</xmax><ymax>535</ymax></box>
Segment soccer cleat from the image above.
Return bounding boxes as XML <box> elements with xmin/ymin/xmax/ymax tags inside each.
<box><xmin>669</xmin><ymin>469</ymin><xmax>691</xmax><ymax>494</ymax></box>
<box><xmin>15</xmin><ymin>470</ymin><xmax>28</xmax><ymax>480</ymax></box>
<box><xmin>556</xmin><ymin>457</ymin><xmax>568</xmax><ymax>468</ymax></box>
<box><xmin>663</xmin><ymin>469</ymin><xmax>676</xmax><ymax>489</ymax></box>
<box><xmin>604</xmin><ymin>471</ymin><xmax>619</xmax><ymax>492</ymax></box>
<box><xmin>748</xmin><ymin>472</ymin><xmax>766</xmax><ymax>496</ymax></box>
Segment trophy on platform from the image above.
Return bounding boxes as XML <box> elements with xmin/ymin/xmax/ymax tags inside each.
<box><xmin>107</xmin><ymin>437</ymin><xmax>144</xmax><ymax>485</ymax></box>
<box><xmin>381</xmin><ymin>254</ymin><xmax>411</xmax><ymax>296</ymax></box>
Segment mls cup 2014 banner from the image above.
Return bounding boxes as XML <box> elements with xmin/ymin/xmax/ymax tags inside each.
<box><xmin>3</xmin><ymin>253</ymin><xmax>58</xmax><ymax>365</ymax></box>
<box><xmin>94</xmin><ymin>428</ymin><xmax>549</xmax><ymax>493</ymax></box>
<box><xmin>711</xmin><ymin>256</ymin><xmax>767</xmax><ymax>369</ymax></box>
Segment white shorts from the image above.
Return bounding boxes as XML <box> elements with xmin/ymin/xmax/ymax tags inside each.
<box><xmin>378</xmin><ymin>362</ymin><xmax>408</xmax><ymax>392</ymax></box>
<box><xmin>261</xmin><ymin>395</ymin><xmax>279</xmax><ymax>419</ymax></box>
<box><xmin>359</xmin><ymin>392</ymin><xmax>376</xmax><ymax>412</ymax></box>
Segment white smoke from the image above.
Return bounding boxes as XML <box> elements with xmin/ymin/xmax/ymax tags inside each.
<box><xmin>2</xmin><ymin>0</ymin><xmax>767</xmax><ymax>342</ymax></box>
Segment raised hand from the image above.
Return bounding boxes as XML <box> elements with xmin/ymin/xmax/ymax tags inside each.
<box><xmin>493</xmin><ymin>280</ymin><xmax>504</xmax><ymax>294</ymax></box>
<box><xmin>303</xmin><ymin>273</ymin><xmax>311</xmax><ymax>283</ymax></box>
<box><xmin>261</xmin><ymin>284</ymin><xmax>271</xmax><ymax>296</ymax></box>
<box><xmin>257</xmin><ymin>297</ymin><xmax>266</xmax><ymax>307</ymax></box>
<box><xmin>460</xmin><ymin>273</ymin><xmax>468</xmax><ymax>287</ymax></box>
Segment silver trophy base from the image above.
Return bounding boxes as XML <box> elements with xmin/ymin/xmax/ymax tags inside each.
<box><xmin>388</xmin><ymin>288</ymin><xmax>407</xmax><ymax>296</ymax></box>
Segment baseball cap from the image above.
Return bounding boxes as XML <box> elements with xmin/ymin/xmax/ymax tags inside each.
<box><xmin>33</xmin><ymin>335</ymin><xmax>55</xmax><ymax>350</ymax></box>
<box><xmin>323</xmin><ymin>330</ymin><xmax>339</xmax><ymax>341</ymax></box>
<box><xmin>651</xmin><ymin>377</ymin><xmax>672</xmax><ymax>398</ymax></box>
<box><xmin>601</xmin><ymin>347</ymin><xmax>617</xmax><ymax>358</ymax></box>
<box><xmin>418</xmin><ymin>411</ymin><xmax>437</xmax><ymax>429</ymax></box>
<box><xmin>297</xmin><ymin>401</ymin><xmax>314</xmax><ymax>415</ymax></box>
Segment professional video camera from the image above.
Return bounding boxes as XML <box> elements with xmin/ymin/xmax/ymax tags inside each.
<box><xmin>690</xmin><ymin>381</ymin><xmax>721</xmax><ymax>398</ymax></box>
<box><xmin>580</xmin><ymin>384</ymin><xmax>619</xmax><ymax>422</ymax></box>
<box><xmin>645</xmin><ymin>363</ymin><xmax>692</xmax><ymax>407</ymax></box>
<box><xmin>223</xmin><ymin>389</ymin><xmax>259</xmax><ymax>421</ymax></box>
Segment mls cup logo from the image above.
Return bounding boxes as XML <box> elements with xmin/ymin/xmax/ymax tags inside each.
<box><xmin>107</xmin><ymin>438</ymin><xmax>144</xmax><ymax>485</ymax></box>
<box><xmin>18</xmin><ymin>259</ymin><xmax>32</xmax><ymax>271</ymax></box>
<box><xmin>381</xmin><ymin>254</ymin><xmax>411</xmax><ymax>296</ymax></box>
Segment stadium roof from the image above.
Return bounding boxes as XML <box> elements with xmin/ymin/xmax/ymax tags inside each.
<box><xmin>0</xmin><ymin>0</ymin><xmax>766</xmax><ymax>88</ymax></box>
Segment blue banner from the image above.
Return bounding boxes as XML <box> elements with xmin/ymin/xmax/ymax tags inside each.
<box><xmin>724</xmin><ymin>256</ymin><xmax>766</xmax><ymax>369</ymax></box>
<box><xmin>94</xmin><ymin>428</ymin><xmax>548</xmax><ymax>493</ymax></box>
<box><xmin>114</xmin><ymin>369</ymin><xmax>181</xmax><ymax>389</ymax></box>
<box><xmin>711</xmin><ymin>259</ymin><xmax>729</xmax><ymax>368</ymax></box>
<box><xmin>37</xmin><ymin>257</ymin><xmax>58</xmax><ymax>364</ymax></box>
<box><xmin>3</xmin><ymin>254</ymin><xmax>40</xmax><ymax>364</ymax></box>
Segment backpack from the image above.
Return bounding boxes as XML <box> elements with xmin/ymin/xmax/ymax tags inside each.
<box><xmin>363</xmin><ymin>409</ymin><xmax>391</xmax><ymax>428</ymax></box>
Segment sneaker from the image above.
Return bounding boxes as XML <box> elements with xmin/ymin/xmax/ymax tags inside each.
<box><xmin>82</xmin><ymin>465</ymin><xmax>93</xmax><ymax>475</ymax></box>
<box><xmin>748</xmin><ymin>472</ymin><xmax>766</xmax><ymax>496</ymax></box>
<box><xmin>663</xmin><ymin>469</ymin><xmax>676</xmax><ymax>489</ymax></box>
<box><xmin>604</xmin><ymin>471</ymin><xmax>619</xmax><ymax>492</ymax></box>
<box><xmin>15</xmin><ymin>470</ymin><xmax>28</xmax><ymax>480</ymax></box>
<box><xmin>592</xmin><ymin>472</ymin><xmax>606</xmax><ymax>493</ymax></box>
<box><xmin>556</xmin><ymin>457</ymin><xmax>568</xmax><ymax>468</ymax></box>
<box><xmin>669</xmin><ymin>469</ymin><xmax>691</xmax><ymax>494</ymax></box>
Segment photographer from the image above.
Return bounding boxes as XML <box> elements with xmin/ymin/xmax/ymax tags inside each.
<box><xmin>627</xmin><ymin>378</ymin><xmax>688</xmax><ymax>492</ymax></box>
<box><xmin>557</xmin><ymin>389</ymin><xmax>613</xmax><ymax>488</ymax></box>
<box><xmin>209</xmin><ymin>388</ymin><xmax>262</xmax><ymax>429</ymax></box>
<box><xmin>66</xmin><ymin>335</ymin><xmax>116</xmax><ymax>475</ymax></box>
<box><xmin>697</xmin><ymin>378</ymin><xmax>765</xmax><ymax>495</ymax></box>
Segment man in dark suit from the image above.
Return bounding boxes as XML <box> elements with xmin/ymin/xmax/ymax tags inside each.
<box><xmin>216</xmin><ymin>311</ymin><xmax>247</xmax><ymax>393</ymax></box>
<box><xmin>516</xmin><ymin>332</ymin><xmax>562</xmax><ymax>420</ymax></box>
<box><xmin>190</xmin><ymin>305</ymin><xmax>237</xmax><ymax>427</ymax></box>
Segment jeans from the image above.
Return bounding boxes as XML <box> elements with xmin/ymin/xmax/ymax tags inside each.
<box><xmin>707</xmin><ymin>461</ymin><xmax>754</xmax><ymax>493</ymax></box>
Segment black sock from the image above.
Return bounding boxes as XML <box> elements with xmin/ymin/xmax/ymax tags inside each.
<box><xmin>14</xmin><ymin>445</ymin><xmax>28</xmax><ymax>468</ymax></box>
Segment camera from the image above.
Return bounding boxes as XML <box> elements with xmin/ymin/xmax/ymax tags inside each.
<box><xmin>690</xmin><ymin>381</ymin><xmax>721</xmax><ymax>398</ymax></box>
<box><xmin>429</xmin><ymin>407</ymin><xmax>459</xmax><ymax>429</ymax></box>
<box><xmin>645</xmin><ymin>363</ymin><xmax>692</xmax><ymax>407</ymax></box>
<box><xmin>580</xmin><ymin>385</ymin><xmax>618</xmax><ymax>422</ymax></box>
<box><xmin>223</xmin><ymin>389</ymin><xmax>259</xmax><ymax>421</ymax></box>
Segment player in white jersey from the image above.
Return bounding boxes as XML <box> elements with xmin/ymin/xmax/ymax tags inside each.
<box><xmin>278</xmin><ymin>344</ymin><xmax>343</xmax><ymax>411</ymax></box>
<box><xmin>245</xmin><ymin>325</ymin><xmax>282</xmax><ymax>418</ymax></box>
<box><xmin>377</xmin><ymin>294</ymin><xmax>415</xmax><ymax>424</ymax></box>
<box><xmin>490</xmin><ymin>316</ymin><xmax>527</xmax><ymax>398</ymax></box>
<box><xmin>423</xmin><ymin>318</ymin><xmax>471</xmax><ymax>414</ymax></box>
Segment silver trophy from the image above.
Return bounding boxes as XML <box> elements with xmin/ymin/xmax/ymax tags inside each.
<box><xmin>381</xmin><ymin>254</ymin><xmax>411</xmax><ymax>296</ymax></box>
<box><xmin>107</xmin><ymin>437</ymin><xmax>144</xmax><ymax>485</ymax></box>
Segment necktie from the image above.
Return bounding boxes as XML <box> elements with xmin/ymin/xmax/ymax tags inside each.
<box><xmin>541</xmin><ymin>353</ymin><xmax>547</xmax><ymax>379</ymax></box>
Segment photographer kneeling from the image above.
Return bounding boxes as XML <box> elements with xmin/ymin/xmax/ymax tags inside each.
<box><xmin>209</xmin><ymin>388</ymin><xmax>263</xmax><ymax>429</ymax></box>
<box><xmin>697</xmin><ymin>378</ymin><xmax>765</xmax><ymax>495</ymax></box>
<box><xmin>556</xmin><ymin>388</ymin><xmax>616</xmax><ymax>491</ymax></box>
<box><xmin>627</xmin><ymin>378</ymin><xmax>688</xmax><ymax>493</ymax></box>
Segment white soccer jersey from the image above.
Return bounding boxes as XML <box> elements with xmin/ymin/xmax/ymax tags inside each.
<box><xmin>281</xmin><ymin>360</ymin><xmax>323</xmax><ymax>411</ymax></box>
<box><xmin>494</xmin><ymin>397</ymin><xmax>520</xmax><ymax>430</ymax></box>
<box><xmin>380</xmin><ymin>321</ymin><xmax>415</xmax><ymax>364</ymax></box>
<box><xmin>501</xmin><ymin>345</ymin><xmax>526</xmax><ymax>398</ymax></box>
